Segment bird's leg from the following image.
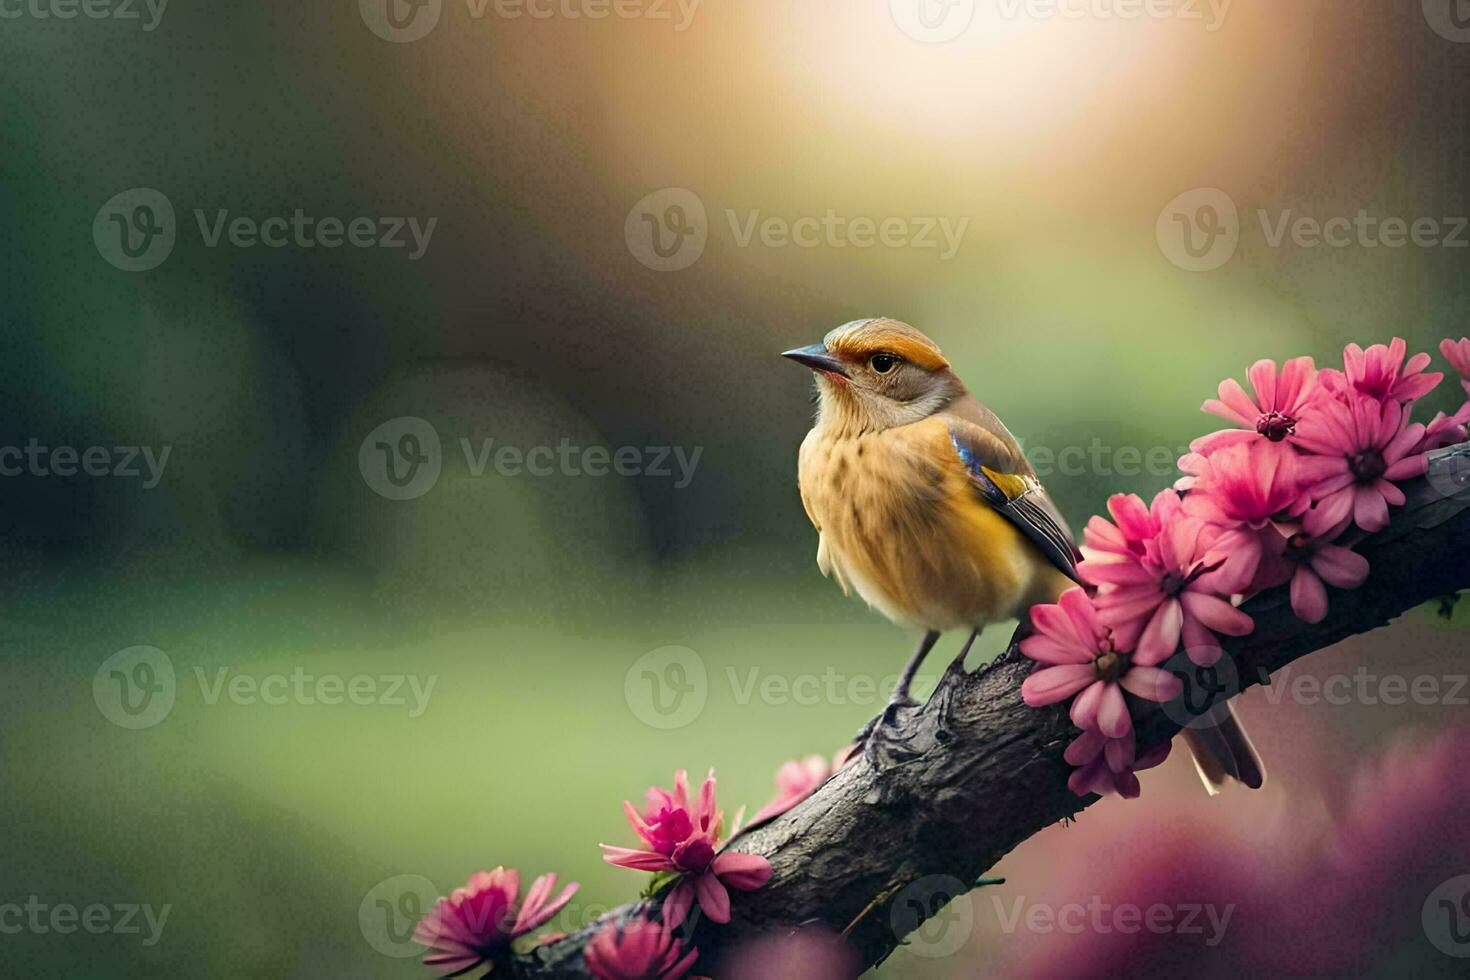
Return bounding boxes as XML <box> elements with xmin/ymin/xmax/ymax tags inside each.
<box><xmin>946</xmin><ymin>628</ymin><xmax>980</xmax><ymax>675</ymax></box>
<box><xmin>891</xmin><ymin>629</ymin><xmax>941</xmax><ymax>706</ymax></box>
<box><xmin>853</xmin><ymin>630</ymin><xmax>941</xmax><ymax>766</ymax></box>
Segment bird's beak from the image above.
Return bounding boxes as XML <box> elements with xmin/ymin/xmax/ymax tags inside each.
<box><xmin>781</xmin><ymin>343</ymin><xmax>849</xmax><ymax>378</ymax></box>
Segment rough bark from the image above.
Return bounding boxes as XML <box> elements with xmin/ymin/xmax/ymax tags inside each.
<box><xmin>511</xmin><ymin>442</ymin><xmax>1470</xmax><ymax>977</ymax></box>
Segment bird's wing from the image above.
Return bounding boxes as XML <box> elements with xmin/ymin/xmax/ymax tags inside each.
<box><xmin>943</xmin><ymin>416</ymin><xmax>1082</xmax><ymax>584</ymax></box>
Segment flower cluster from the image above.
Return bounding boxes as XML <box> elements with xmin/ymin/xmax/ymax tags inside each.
<box><xmin>585</xmin><ymin>916</ymin><xmax>705</xmax><ymax>979</ymax></box>
<box><xmin>601</xmin><ymin>769</ymin><xmax>773</xmax><ymax>928</ymax></box>
<box><xmin>419</xmin><ymin>336</ymin><xmax>1470</xmax><ymax>978</ymax></box>
<box><xmin>1022</xmin><ymin>337</ymin><xmax>1470</xmax><ymax>798</ymax></box>
<box><xmin>415</xmin><ymin>867</ymin><xmax>578</xmax><ymax>977</ymax></box>
<box><xmin>420</xmin><ymin>768</ymin><xmax>777</xmax><ymax>977</ymax></box>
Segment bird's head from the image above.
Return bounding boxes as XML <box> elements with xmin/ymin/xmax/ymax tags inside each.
<box><xmin>782</xmin><ymin>318</ymin><xmax>965</xmax><ymax>430</ymax></box>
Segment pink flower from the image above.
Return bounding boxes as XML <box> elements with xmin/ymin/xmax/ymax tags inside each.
<box><xmin>585</xmin><ymin>917</ymin><xmax>704</xmax><ymax>980</ymax></box>
<box><xmin>415</xmin><ymin>867</ymin><xmax>578</xmax><ymax>977</ymax></box>
<box><xmin>1080</xmin><ymin>491</ymin><xmax>1254</xmax><ymax>668</ymax></box>
<box><xmin>1442</xmin><ymin>337</ymin><xmax>1470</xmax><ymax>404</ymax></box>
<box><xmin>1020</xmin><ymin>587</ymin><xmax>1183</xmax><ymax>739</ymax></box>
<box><xmin>1320</xmin><ymin>337</ymin><xmax>1442</xmax><ymax>404</ymax></box>
<box><xmin>1293</xmin><ymin>392</ymin><xmax>1426</xmax><ymax>538</ymax></box>
<box><xmin>1180</xmin><ymin>440</ymin><xmax>1306</xmax><ymax>590</ymax></box>
<box><xmin>601</xmin><ymin>770</ymin><xmax>772</xmax><ymax>928</ymax></box>
<box><xmin>1418</xmin><ymin>403</ymin><xmax>1470</xmax><ymax>453</ymax></box>
<box><xmin>1064</xmin><ymin>727</ymin><xmax>1172</xmax><ymax>799</ymax></box>
<box><xmin>751</xmin><ymin>747</ymin><xmax>855</xmax><ymax>824</ymax></box>
<box><xmin>1264</xmin><ymin>532</ymin><xmax>1371</xmax><ymax>624</ymax></box>
<box><xmin>1193</xmin><ymin>356</ymin><xmax>1319</xmax><ymax>454</ymax></box>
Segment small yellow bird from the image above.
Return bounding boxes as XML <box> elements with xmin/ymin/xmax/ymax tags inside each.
<box><xmin>783</xmin><ymin>317</ymin><xmax>1262</xmax><ymax>789</ymax></box>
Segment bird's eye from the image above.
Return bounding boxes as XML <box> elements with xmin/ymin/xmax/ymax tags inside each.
<box><xmin>870</xmin><ymin>354</ymin><xmax>900</xmax><ymax>374</ymax></box>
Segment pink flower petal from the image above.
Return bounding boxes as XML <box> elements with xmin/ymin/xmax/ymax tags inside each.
<box><xmin>1180</xmin><ymin>591</ymin><xmax>1254</xmax><ymax>636</ymax></box>
<box><xmin>1310</xmin><ymin>544</ymin><xmax>1369</xmax><ymax>589</ymax></box>
<box><xmin>693</xmin><ymin>872</ymin><xmax>731</xmax><ymax>924</ymax></box>
<box><xmin>1134</xmin><ymin>597</ymin><xmax>1183</xmax><ymax>666</ymax></box>
<box><xmin>1069</xmin><ymin>679</ymin><xmax>1104</xmax><ymax>730</ymax></box>
<box><xmin>1064</xmin><ymin>727</ymin><xmax>1107</xmax><ymax>766</ymax></box>
<box><xmin>662</xmin><ymin>879</ymin><xmax>695</xmax><ymax>929</ymax></box>
<box><xmin>1019</xmin><ymin>635</ymin><xmax>1092</xmax><ymax>666</ymax></box>
<box><xmin>1022</xmin><ymin>663</ymin><xmax>1097</xmax><ymax>707</ymax></box>
<box><xmin>601</xmin><ymin>846</ymin><xmax>676</xmax><ymax>873</ymax></box>
<box><xmin>1353</xmin><ymin>484</ymin><xmax>1389</xmax><ymax>532</ymax></box>
<box><xmin>1096</xmin><ymin>683</ymin><xmax>1131</xmax><ymax>738</ymax></box>
<box><xmin>710</xmin><ymin>852</ymin><xmax>773</xmax><ymax>891</ymax></box>
<box><xmin>1120</xmin><ymin>665</ymin><xmax>1183</xmax><ymax>704</ymax></box>
<box><xmin>1291</xmin><ymin>566</ymin><xmax>1328</xmax><ymax>624</ymax></box>
<box><xmin>1078</xmin><ymin>559</ymin><xmax>1155</xmax><ymax>587</ymax></box>
<box><xmin>1304</xmin><ymin>487</ymin><xmax>1354</xmax><ymax>538</ymax></box>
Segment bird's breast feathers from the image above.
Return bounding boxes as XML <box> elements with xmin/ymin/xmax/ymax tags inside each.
<box><xmin>798</xmin><ymin>416</ymin><xmax>1047</xmax><ymax>630</ymax></box>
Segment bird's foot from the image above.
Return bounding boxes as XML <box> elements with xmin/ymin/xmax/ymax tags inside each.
<box><xmin>853</xmin><ymin>695</ymin><xmax>923</xmax><ymax>769</ymax></box>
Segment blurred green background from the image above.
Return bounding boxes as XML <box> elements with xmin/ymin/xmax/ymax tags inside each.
<box><xmin>3</xmin><ymin>1</ymin><xmax>1470</xmax><ymax>976</ymax></box>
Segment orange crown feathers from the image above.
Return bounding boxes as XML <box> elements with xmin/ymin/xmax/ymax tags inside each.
<box><xmin>822</xmin><ymin>318</ymin><xmax>950</xmax><ymax>372</ymax></box>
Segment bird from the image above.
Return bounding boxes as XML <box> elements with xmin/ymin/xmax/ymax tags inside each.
<box><xmin>782</xmin><ymin>317</ymin><xmax>1263</xmax><ymax>791</ymax></box>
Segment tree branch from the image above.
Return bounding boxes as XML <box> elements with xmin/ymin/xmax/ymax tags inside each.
<box><xmin>512</xmin><ymin>442</ymin><xmax>1470</xmax><ymax>977</ymax></box>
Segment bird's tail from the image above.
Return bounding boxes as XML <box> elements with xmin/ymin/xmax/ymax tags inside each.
<box><xmin>1181</xmin><ymin>703</ymin><xmax>1266</xmax><ymax>795</ymax></box>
